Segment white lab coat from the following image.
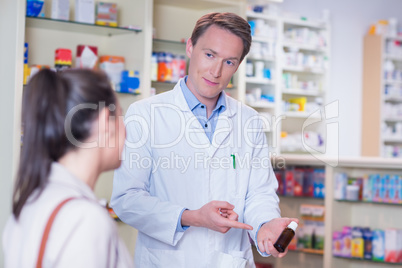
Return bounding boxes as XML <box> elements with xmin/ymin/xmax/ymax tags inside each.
<box><xmin>3</xmin><ymin>163</ymin><xmax>133</xmax><ymax>268</ymax></box>
<box><xmin>111</xmin><ymin>79</ymin><xmax>280</xmax><ymax>268</ymax></box>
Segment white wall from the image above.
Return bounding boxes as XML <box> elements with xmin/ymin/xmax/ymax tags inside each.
<box><xmin>280</xmin><ymin>0</ymin><xmax>402</xmax><ymax>156</ymax></box>
<box><xmin>0</xmin><ymin>0</ymin><xmax>25</xmax><ymax>265</ymax></box>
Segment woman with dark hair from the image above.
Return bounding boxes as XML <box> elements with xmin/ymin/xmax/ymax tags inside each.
<box><xmin>2</xmin><ymin>69</ymin><xmax>132</xmax><ymax>267</ymax></box>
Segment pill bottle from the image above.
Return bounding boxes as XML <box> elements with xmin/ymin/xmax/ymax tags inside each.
<box><xmin>273</xmin><ymin>221</ymin><xmax>298</xmax><ymax>253</ymax></box>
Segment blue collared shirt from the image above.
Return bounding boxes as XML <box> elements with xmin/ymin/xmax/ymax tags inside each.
<box><xmin>180</xmin><ymin>76</ymin><xmax>226</xmax><ymax>143</ymax></box>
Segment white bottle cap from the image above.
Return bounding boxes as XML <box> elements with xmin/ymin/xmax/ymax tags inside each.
<box><xmin>288</xmin><ymin>221</ymin><xmax>298</xmax><ymax>231</ymax></box>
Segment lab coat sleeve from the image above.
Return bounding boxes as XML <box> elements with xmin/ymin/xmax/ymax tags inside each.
<box><xmin>243</xmin><ymin>115</ymin><xmax>281</xmax><ymax>251</ymax></box>
<box><xmin>110</xmin><ymin>103</ymin><xmax>185</xmax><ymax>246</ymax></box>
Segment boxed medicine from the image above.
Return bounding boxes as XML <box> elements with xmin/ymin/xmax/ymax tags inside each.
<box><xmin>75</xmin><ymin>0</ymin><xmax>95</xmax><ymax>24</ymax></box>
<box><xmin>96</xmin><ymin>2</ymin><xmax>118</xmax><ymax>27</ymax></box>
<box><xmin>51</xmin><ymin>0</ymin><xmax>69</xmax><ymax>21</ymax></box>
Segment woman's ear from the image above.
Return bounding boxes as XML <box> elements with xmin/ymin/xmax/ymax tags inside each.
<box><xmin>97</xmin><ymin>107</ymin><xmax>111</xmax><ymax>148</ymax></box>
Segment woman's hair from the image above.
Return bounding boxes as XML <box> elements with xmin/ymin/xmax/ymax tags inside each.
<box><xmin>13</xmin><ymin>68</ymin><xmax>116</xmax><ymax>219</ymax></box>
<box><xmin>190</xmin><ymin>12</ymin><xmax>252</xmax><ymax>62</ymax></box>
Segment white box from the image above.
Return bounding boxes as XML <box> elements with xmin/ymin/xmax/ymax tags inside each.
<box><xmin>51</xmin><ymin>0</ymin><xmax>69</xmax><ymax>21</ymax></box>
<box><xmin>75</xmin><ymin>0</ymin><xmax>95</xmax><ymax>24</ymax></box>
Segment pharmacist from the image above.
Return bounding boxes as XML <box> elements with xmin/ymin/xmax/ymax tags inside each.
<box><xmin>111</xmin><ymin>12</ymin><xmax>297</xmax><ymax>267</ymax></box>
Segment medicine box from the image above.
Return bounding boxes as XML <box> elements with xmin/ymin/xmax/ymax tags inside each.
<box><xmin>75</xmin><ymin>0</ymin><xmax>95</xmax><ymax>24</ymax></box>
<box><xmin>351</xmin><ymin>227</ymin><xmax>364</xmax><ymax>258</ymax></box>
<box><xmin>372</xmin><ymin>229</ymin><xmax>385</xmax><ymax>261</ymax></box>
<box><xmin>99</xmin><ymin>55</ymin><xmax>125</xmax><ymax>90</ymax></box>
<box><xmin>76</xmin><ymin>45</ymin><xmax>98</xmax><ymax>69</ymax></box>
<box><xmin>96</xmin><ymin>2</ymin><xmax>118</xmax><ymax>27</ymax></box>
<box><xmin>118</xmin><ymin>70</ymin><xmax>140</xmax><ymax>94</ymax></box>
<box><xmin>26</xmin><ymin>0</ymin><xmax>45</xmax><ymax>17</ymax></box>
<box><xmin>51</xmin><ymin>0</ymin><xmax>69</xmax><ymax>21</ymax></box>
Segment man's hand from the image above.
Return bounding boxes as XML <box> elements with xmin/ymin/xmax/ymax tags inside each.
<box><xmin>257</xmin><ymin>217</ymin><xmax>299</xmax><ymax>257</ymax></box>
<box><xmin>181</xmin><ymin>201</ymin><xmax>253</xmax><ymax>233</ymax></box>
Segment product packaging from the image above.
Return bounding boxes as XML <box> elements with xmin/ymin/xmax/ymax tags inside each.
<box><xmin>157</xmin><ymin>52</ymin><xmax>167</xmax><ymax>82</ymax></box>
<box><xmin>96</xmin><ymin>2</ymin><xmax>118</xmax><ymax>27</ymax></box>
<box><xmin>385</xmin><ymin>228</ymin><xmax>399</xmax><ymax>263</ymax></box>
<box><xmin>363</xmin><ymin>174</ymin><xmax>373</xmax><ymax>201</ymax></box>
<box><xmin>75</xmin><ymin>0</ymin><xmax>95</xmax><ymax>24</ymax></box>
<box><xmin>302</xmin><ymin>168</ymin><xmax>314</xmax><ymax>197</ymax></box>
<box><xmin>341</xmin><ymin>226</ymin><xmax>352</xmax><ymax>257</ymax></box>
<box><xmin>351</xmin><ymin>227</ymin><xmax>364</xmax><ymax>258</ymax></box>
<box><xmin>334</xmin><ymin>172</ymin><xmax>347</xmax><ymax>200</ymax></box>
<box><xmin>293</xmin><ymin>168</ymin><xmax>304</xmax><ymax>196</ymax></box>
<box><xmin>362</xmin><ymin>227</ymin><xmax>373</xmax><ymax>260</ymax></box>
<box><xmin>24</xmin><ymin>43</ymin><xmax>30</xmax><ymax>85</ymax></box>
<box><xmin>118</xmin><ymin>70</ymin><xmax>140</xmax><ymax>94</ymax></box>
<box><xmin>372</xmin><ymin>174</ymin><xmax>382</xmax><ymax>202</ymax></box>
<box><xmin>274</xmin><ymin>169</ymin><xmax>285</xmax><ymax>195</ymax></box>
<box><xmin>26</xmin><ymin>0</ymin><xmax>45</xmax><ymax>17</ymax></box>
<box><xmin>332</xmin><ymin>231</ymin><xmax>343</xmax><ymax>257</ymax></box>
<box><xmin>51</xmin><ymin>0</ymin><xmax>69</xmax><ymax>21</ymax></box>
<box><xmin>55</xmin><ymin>48</ymin><xmax>72</xmax><ymax>71</ymax></box>
<box><xmin>151</xmin><ymin>52</ymin><xmax>158</xmax><ymax>82</ymax></box>
<box><xmin>76</xmin><ymin>45</ymin><xmax>98</xmax><ymax>69</ymax></box>
<box><xmin>99</xmin><ymin>55</ymin><xmax>125</xmax><ymax>90</ymax></box>
<box><xmin>372</xmin><ymin>229</ymin><xmax>385</xmax><ymax>261</ymax></box>
<box><xmin>285</xmin><ymin>169</ymin><xmax>294</xmax><ymax>196</ymax></box>
<box><xmin>313</xmin><ymin>169</ymin><xmax>325</xmax><ymax>198</ymax></box>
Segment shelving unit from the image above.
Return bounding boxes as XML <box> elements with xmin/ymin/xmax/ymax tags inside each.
<box><xmin>245</xmin><ymin>3</ymin><xmax>330</xmax><ymax>156</ymax></box>
<box><xmin>280</xmin><ymin>16</ymin><xmax>330</xmax><ymax>155</ymax></box>
<box><xmin>265</xmin><ymin>154</ymin><xmax>402</xmax><ymax>268</ymax></box>
<box><xmin>362</xmin><ymin>34</ymin><xmax>402</xmax><ymax>158</ymax></box>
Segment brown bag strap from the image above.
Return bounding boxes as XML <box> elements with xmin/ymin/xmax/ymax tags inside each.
<box><xmin>36</xmin><ymin>197</ymin><xmax>77</xmax><ymax>268</ymax></box>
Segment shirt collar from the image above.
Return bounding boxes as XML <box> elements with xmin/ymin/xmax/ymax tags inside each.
<box><xmin>181</xmin><ymin>76</ymin><xmax>226</xmax><ymax>112</ymax></box>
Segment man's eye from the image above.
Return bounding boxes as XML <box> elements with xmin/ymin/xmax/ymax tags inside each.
<box><xmin>206</xmin><ymin>53</ymin><xmax>213</xmax><ymax>58</ymax></box>
<box><xmin>226</xmin><ymin>60</ymin><xmax>234</xmax><ymax>66</ymax></box>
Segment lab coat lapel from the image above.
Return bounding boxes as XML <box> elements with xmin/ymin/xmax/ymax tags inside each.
<box><xmin>209</xmin><ymin>92</ymin><xmax>236</xmax><ymax>158</ymax></box>
<box><xmin>173</xmin><ymin>81</ymin><xmax>211</xmax><ymax>148</ymax></box>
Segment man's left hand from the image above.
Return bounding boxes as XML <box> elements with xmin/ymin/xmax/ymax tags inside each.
<box><xmin>256</xmin><ymin>217</ymin><xmax>299</xmax><ymax>257</ymax></box>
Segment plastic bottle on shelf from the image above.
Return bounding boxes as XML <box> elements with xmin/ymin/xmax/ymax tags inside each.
<box><xmin>157</xmin><ymin>52</ymin><xmax>167</xmax><ymax>82</ymax></box>
<box><xmin>151</xmin><ymin>52</ymin><xmax>158</xmax><ymax>81</ymax></box>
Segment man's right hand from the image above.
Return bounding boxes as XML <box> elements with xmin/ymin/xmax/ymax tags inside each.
<box><xmin>181</xmin><ymin>201</ymin><xmax>253</xmax><ymax>233</ymax></box>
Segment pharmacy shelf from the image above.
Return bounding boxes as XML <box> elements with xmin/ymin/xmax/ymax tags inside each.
<box><xmin>251</xmin><ymin>35</ymin><xmax>277</xmax><ymax>44</ymax></box>
<box><xmin>283</xmin><ymin>111</ymin><xmax>321</xmax><ymax>119</ymax></box>
<box><xmin>382</xmin><ymin>137</ymin><xmax>402</xmax><ymax>143</ymax></box>
<box><xmin>246</xmin><ymin>101</ymin><xmax>275</xmax><ymax>109</ymax></box>
<box><xmin>25</xmin><ymin>16</ymin><xmax>142</xmax><ymax>36</ymax></box>
<box><xmin>383</xmin><ymin>95</ymin><xmax>402</xmax><ymax>103</ymax></box>
<box><xmin>283</xmin><ymin>17</ymin><xmax>327</xmax><ymax>29</ymax></box>
<box><xmin>245</xmin><ymin>11</ymin><xmax>280</xmax><ymax>22</ymax></box>
<box><xmin>383</xmin><ymin>118</ymin><xmax>402</xmax><ymax>123</ymax></box>
<box><xmin>246</xmin><ymin>55</ymin><xmax>276</xmax><ymax>62</ymax></box>
<box><xmin>335</xmin><ymin>199</ymin><xmax>402</xmax><ymax>207</ymax></box>
<box><xmin>384</xmin><ymin>54</ymin><xmax>402</xmax><ymax>62</ymax></box>
<box><xmin>283</xmin><ymin>41</ymin><xmax>328</xmax><ymax>53</ymax></box>
<box><xmin>334</xmin><ymin>256</ymin><xmax>402</xmax><ymax>266</ymax></box>
<box><xmin>155</xmin><ymin>0</ymin><xmax>241</xmax><ymax>9</ymax></box>
<box><xmin>383</xmin><ymin>80</ymin><xmax>402</xmax><ymax>86</ymax></box>
<box><xmin>245</xmin><ymin>77</ymin><xmax>275</xmax><ymax>85</ymax></box>
<box><xmin>283</xmin><ymin>65</ymin><xmax>326</xmax><ymax>74</ymax></box>
<box><xmin>282</xmin><ymin>88</ymin><xmax>322</xmax><ymax>96</ymax></box>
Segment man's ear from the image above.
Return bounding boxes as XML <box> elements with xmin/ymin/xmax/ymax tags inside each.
<box><xmin>186</xmin><ymin>38</ymin><xmax>193</xmax><ymax>58</ymax></box>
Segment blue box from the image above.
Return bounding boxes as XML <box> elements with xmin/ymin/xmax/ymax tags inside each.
<box><xmin>26</xmin><ymin>0</ymin><xmax>45</xmax><ymax>17</ymax></box>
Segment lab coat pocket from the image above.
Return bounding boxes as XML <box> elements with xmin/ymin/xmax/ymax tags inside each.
<box><xmin>140</xmin><ymin>247</ymin><xmax>185</xmax><ymax>268</ymax></box>
<box><xmin>227</xmin><ymin>167</ymin><xmax>240</xmax><ymax>198</ymax></box>
<box><xmin>210</xmin><ymin>250</ymin><xmax>250</xmax><ymax>268</ymax></box>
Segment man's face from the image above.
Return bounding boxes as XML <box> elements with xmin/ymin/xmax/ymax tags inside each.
<box><xmin>186</xmin><ymin>25</ymin><xmax>243</xmax><ymax>104</ymax></box>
